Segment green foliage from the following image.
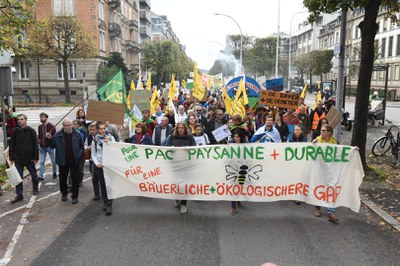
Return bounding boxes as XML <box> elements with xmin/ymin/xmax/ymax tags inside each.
<box><xmin>28</xmin><ymin>16</ymin><xmax>97</xmax><ymax>103</ymax></box>
<box><xmin>141</xmin><ymin>40</ymin><xmax>193</xmax><ymax>87</ymax></box>
<box><xmin>97</xmin><ymin>65</ymin><xmax>119</xmax><ymax>87</ymax></box>
<box><xmin>0</xmin><ymin>0</ymin><xmax>36</xmax><ymax>53</ymax></box>
<box><xmin>293</xmin><ymin>50</ymin><xmax>333</xmax><ymax>76</ymax></box>
<box><xmin>107</xmin><ymin>52</ymin><xmax>128</xmax><ymax>78</ymax></box>
<box><xmin>0</xmin><ymin>164</ymin><xmax>7</xmax><ymax>184</ymax></box>
<box><xmin>246</xmin><ymin>37</ymin><xmax>276</xmax><ymax>77</ymax></box>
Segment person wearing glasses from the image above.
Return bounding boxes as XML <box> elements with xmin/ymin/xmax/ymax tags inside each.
<box><xmin>206</xmin><ymin>108</ymin><xmax>228</xmax><ymax>144</ymax></box>
<box><xmin>312</xmin><ymin>124</ymin><xmax>339</xmax><ymax>222</ymax></box>
<box><xmin>311</xmin><ymin>117</ymin><xmax>329</xmax><ymax>141</ymax></box>
<box><xmin>9</xmin><ymin>114</ymin><xmax>39</xmax><ymax>203</ymax></box>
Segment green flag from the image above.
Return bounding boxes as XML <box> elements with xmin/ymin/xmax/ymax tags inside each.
<box><xmin>97</xmin><ymin>70</ymin><xmax>127</xmax><ymax>104</ymax></box>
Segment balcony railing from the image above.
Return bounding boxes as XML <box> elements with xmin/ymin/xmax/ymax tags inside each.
<box><xmin>129</xmin><ymin>19</ymin><xmax>138</xmax><ymax>29</ymax></box>
<box><xmin>108</xmin><ymin>0</ymin><xmax>121</xmax><ymax>9</ymax></box>
<box><xmin>108</xmin><ymin>23</ymin><xmax>122</xmax><ymax>37</ymax></box>
<box><xmin>140</xmin><ymin>25</ymin><xmax>151</xmax><ymax>38</ymax></box>
<box><xmin>124</xmin><ymin>40</ymin><xmax>141</xmax><ymax>52</ymax></box>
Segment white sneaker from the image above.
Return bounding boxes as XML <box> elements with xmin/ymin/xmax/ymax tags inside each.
<box><xmin>180</xmin><ymin>205</ymin><xmax>188</xmax><ymax>214</ymax></box>
<box><xmin>174</xmin><ymin>200</ymin><xmax>180</xmax><ymax>208</ymax></box>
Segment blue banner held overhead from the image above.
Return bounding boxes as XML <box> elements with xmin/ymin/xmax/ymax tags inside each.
<box><xmin>266</xmin><ymin>78</ymin><xmax>284</xmax><ymax>92</ymax></box>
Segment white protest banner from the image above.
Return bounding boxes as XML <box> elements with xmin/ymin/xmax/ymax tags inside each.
<box><xmin>212</xmin><ymin>124</ymin><xmax>231</xmax><ymax>143</ymax></box>
<box><xmin>103</xmin><ymin>142</ymin><xmax>364</xmax><ymax>212</ymax></box>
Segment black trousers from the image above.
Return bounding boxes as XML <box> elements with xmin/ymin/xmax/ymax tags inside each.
<box><xmin>59</xmin><ymin>162</ymin><xmax>79</xmax><ymax>199</ymax></box>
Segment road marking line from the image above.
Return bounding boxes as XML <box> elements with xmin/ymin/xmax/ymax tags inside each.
<box><xmin>0</xmin><ymin>176</ymin><xmax>92</xmax><ymax>265</ymax></box>
<box><xmin>0</xmin><ymin>177</ymin><xmax>91</xmax><ymax>219</ymax></box>
<box><xmin>0</xmin><ymin>182</ymin><xmax>42</xmax><ymax>266</ymax></box>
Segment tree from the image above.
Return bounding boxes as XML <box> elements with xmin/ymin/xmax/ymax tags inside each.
<box><xmin>310</xmin><ymin>49</ymin><xmax>334</xmax><ymax>82</ymax></box>
<box><xmin>107</xmin><ymin>52</ymin><xmax>128</xmax><ymax>78</ymax></box>
<box><xmin>245</xmin><ymin>37</ymin><xmax>276</xmax><ymax>77</ymax></box>
<box><xmin>96</xmin><ymin>65</ymin><xmax>119</xmax><ymax>87</ymax></box>
<box><xmin>0</xmin><ymin>0</ymin><xmax>35</xmax><ymax>53</ymax></box>
<box><xmin>293</xmin><ymin>52</ymin><xmax>313</xmax><ymax>84</ymax></box>
<box><xmin>28</xmin><ymin>16</ymin><xmax>97</xmax><ymax>103</ymax></box>
<box><xmin>141</xmin><ymin>40</ymin><xmax>193</xmax><ymax>88</ymax></box>
<box><xmin>303</xmin><ymin>0</ymin><xmax>400</xmax><ymax>168</ymax></box>
<box><xmin>209</xmin><ymin>59</ymin><xmax>236</xmax><ymax>77</ymax></box>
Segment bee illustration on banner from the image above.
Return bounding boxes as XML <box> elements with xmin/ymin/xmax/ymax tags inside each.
<box><xmin>225</xmin><ymin>162</ymin><xmax>263</xmax><ymax>185</ymax></box>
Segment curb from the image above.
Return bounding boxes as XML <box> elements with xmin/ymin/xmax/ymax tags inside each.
<box><xmin>361</xmin><ymin>194</ymin><xmax>400</xmax><ymax>232</ymax></box>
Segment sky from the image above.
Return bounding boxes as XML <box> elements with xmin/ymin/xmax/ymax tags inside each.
<box><xmin>150</xmin><ymin>0</ymin><xmax>310</xmax><ymax>70</ymax></box>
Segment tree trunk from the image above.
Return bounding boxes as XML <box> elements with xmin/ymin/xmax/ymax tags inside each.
<box><xmin>309</xmin><ymin>73</ymin><xmax>313</xmax><ymax>92</ymax></box>
<box><xmin>62</xmin><ymin>61</ymin><xmax>71</xmax><ymax>103</ymax></box>
<box><xmin>351</xmin><ymin>0</ymin><xmax>380</xmax><ymax>169</ymax></box>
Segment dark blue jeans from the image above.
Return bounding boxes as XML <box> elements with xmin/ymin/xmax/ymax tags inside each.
<box><xmin>15</xmin><ymin>162</ymin><xmax>39</xmax><ymax>196</ymax></box>
<box><xmin>89</xmin><ymin>161</ymin><xmax>99</xmax><ymax>196</ymax></box>
<box><xmin>94</xmin><ymin>166</ymin><xmax>112</xmax><ymax>205</ymax></box>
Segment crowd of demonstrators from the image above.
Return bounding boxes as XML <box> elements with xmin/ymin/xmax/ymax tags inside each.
<box><xmin>3</xmin><ymin>84</ymin><xmax>345</xmax><ymax>222</ymax></box>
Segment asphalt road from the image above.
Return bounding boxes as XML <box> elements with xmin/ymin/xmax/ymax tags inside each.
<box><xmin>30</xmin><ymin>197</ymin><xmax>400</xmax><ymax>266</ymax></box>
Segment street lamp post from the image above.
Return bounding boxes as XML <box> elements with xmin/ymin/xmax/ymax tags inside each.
<box><xmin>214</xmin><ymin>13</ymin><xmax>243</xmax><ymax>74</ymax></box>
<box><xmin>288</xmin><ymin>11</ymin><xmax>308</xmax><ymax>90</ymax></box>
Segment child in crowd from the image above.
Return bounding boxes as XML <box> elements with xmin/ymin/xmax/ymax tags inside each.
<box><xmin>192</xmin><ymin>123</ymin><xmax>210</xmax><ymax>146</ymax></box>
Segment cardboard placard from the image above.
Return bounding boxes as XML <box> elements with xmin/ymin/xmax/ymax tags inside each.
<box><xmin>259</xmin><ymin>91</ymin><xmax>300</xmax><ymax>109</ymax></box>
<box><xmin>129</xmin><ymin>90</ymin><xmax>151</xmax><ymax>111</ymax></box>
<box><xmin>86</xmin><ymin>100</ymin><xmax>125</xmax><ymax>125</ymax></box>
<box><xmin>325</xmin><ymin>106</ymin><xmax>341</xmax><ymax>130</ymax></box>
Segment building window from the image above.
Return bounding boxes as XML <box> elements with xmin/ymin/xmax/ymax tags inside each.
<box><xmin>52</xmin><ymin>0</ymin><xmax>75</xmax><ymax>16</ymax></box>
<box><xmin>99</xmin><ymin>0</ymin><xmax>105</xmax><ymax>21</ymax></box>
<box><xmin>57</xmin><ymin>61</ymin><xmax>77</xmax><ymax>79</ymax></box>
<box><xmin>19</xmin><ymin>61</ymin><xmax>29</xmax><ymax>79</ymax></box>
<box><xmin>100</xmin><ymin>30</ymin><xmax>106</xmax><ymax>51</ymax></box>
<box><xmin>395</xmin><ymin>65</ymin><xmax>400</xmax><ymax>81</ymax></box>
<box><xmin>59</xmin><ymin>90</ymin><xmax>66</xmax><ymax>95</ymax></box>
<box><xmin>389</xmin><ymin>36</ymin><xmax>393</xmax><ymax>57</ymax></box>
<box><xmin>381</xmin><ymin>38</ymin><xmax>386</xmax><ymax>58</ymax></box>
<box><xmin>69</xmin><ymin>62</ymin><xmax>77</xmax><ymax>79</ymax></box>
<box><xmin>71</xmin><ymin>90</ymin><xmax>77</xmax><ymax>95</ymax></box>
<box><xmin>397</xmin><ymin>35</ymin><xmax>400</xmax><ymax>55</ymax></box>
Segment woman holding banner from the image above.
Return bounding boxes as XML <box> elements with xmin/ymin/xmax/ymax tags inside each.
<box><xmin>166</xmin><ymin>122</ymin><xmax>196</xmax><ymax>214</ymax></box>
<box><xmin>312</xmin><ymin>124</ymin><xmax>339</xmax><ymax>223</ymax></box>
<box><xmin>92</xmin><ymin>122</ymin><xmax>115</xmax><ymax>216</ymax></box>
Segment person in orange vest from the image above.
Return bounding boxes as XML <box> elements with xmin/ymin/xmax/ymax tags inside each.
<box><xmin>310</xmin><ymin>100</ymin><xmax>326</xmax><ymax>132</ymax></box>
<box><xmin>295</xmin><ymin>97</ymin><xmax>309</xmax><ymax>115</ymax></box>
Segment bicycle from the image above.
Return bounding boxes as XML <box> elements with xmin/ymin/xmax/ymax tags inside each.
<box><xmin>371</xmin><ymin>120</ymin><xmax>400</xmax><ymax>164</ymax></box>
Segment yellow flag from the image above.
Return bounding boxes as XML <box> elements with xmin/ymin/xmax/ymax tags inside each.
<box><xmin>313</xmin><ymin>82</ymin><xmax>322</xmax><ymax>110</ymax></box>
<box><xmin>126</xmin><ymin>80</ymin><xmax>136</xmax><ymax>110</ymax></box>
<box><xmin>193</xmin><ymin>64</ymin><xmax>205</xmax><ymax>101</ymax></box>
<box><xmin>146</xmin><ymin>72</ymin><xmax>152</xmax><ymax>91</ymax></box>
<box><xmin>230</xmin><ymin>79</ymin><xmax>246</xmax><ymax>117</ymax></box>
<box><xmin>207</xmin><ymin>77</ymin><xmax>213</xmax><ymax>91</ymax></box>
<box><xmin>221</xmin><ymin>87</ymin><xmax>232</xmax><ymax>114</ymax></box>
<box><xmin>150</xmin><ymin>87</ymin><xmax>159</xmax><ymax>115</ymax></box>
<box><xmin>181</xmin><ymin>79</ymin><xmax>187</xmax><ymax>88</ymax></box>
<box><xmin>300</xmin><ymin>83</ymin><xmax>307</xmax><ymax>99</ymax></box>
<box><xmin>169</xmin><ymin>74</ymin><xmax>176</xmax><ymax>100</ymax></box>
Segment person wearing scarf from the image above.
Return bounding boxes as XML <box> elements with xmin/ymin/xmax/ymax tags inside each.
<box><xmin>91</xmin><ymin>121</ymin><xmax>115</xmax><ymax>216</ymax></box>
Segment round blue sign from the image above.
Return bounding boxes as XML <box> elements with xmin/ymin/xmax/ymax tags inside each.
<box><xmin>225</xmin><ymin>76</ymin><xmax>261</xmax><ymax>108</ymax></box>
